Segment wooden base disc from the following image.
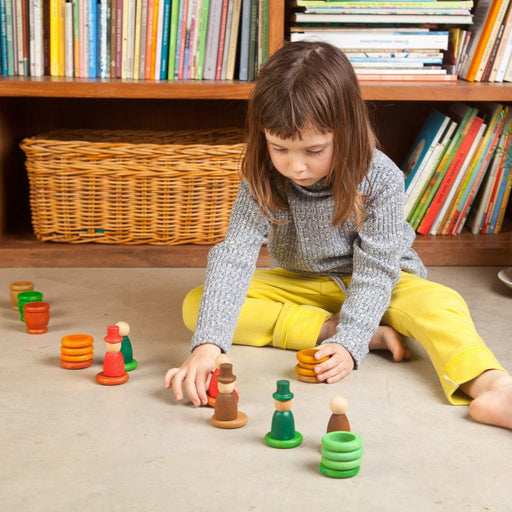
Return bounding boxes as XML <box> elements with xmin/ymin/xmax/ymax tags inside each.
<box><xmin>297</xmin><ymin>373</ymin><xmax>321</xmax><ymax>383</ymax></box>
<box><xmin>26</xmin><ymin>327</ymin><xmax>48</xmax><ymax>334</ymax></box>
<box><xmin>211</xmin><ymin>411</ymin><xmax>248</xmax><ymax>429</ymax></box>
<box><xmin>60</xmin><ymin>359</ymin><xmax>93</xmax><ymax>370</ymax></box>
<box><xmin>95</xmin><ymin>372</ymin><xmax>129</xmax><ymax>386</ymax></box>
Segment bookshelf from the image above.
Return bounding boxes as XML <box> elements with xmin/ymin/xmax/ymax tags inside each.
<box><xmin>0</xmin><ymin>2</ymin><xmax>511</xmax><ymax>267</ymax></box>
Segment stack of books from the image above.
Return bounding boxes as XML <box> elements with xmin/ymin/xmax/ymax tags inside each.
<box><xmin>290</xmin><ymin>0</ymin><xmax>474</xmax><ymax>81</ymax></box>
<box><xmin>458</xmin><ymin>0</ymin><xmax>512</xmax><ymax>82</ymax></box>
<box><xmin>402</xmin><ymin>102</ymin><xmax>512</xmax><ymax>235</ymax></box>
<box><xmin>0</xmin><ymin>0</ymin><xmax>269</xmax><ymax>81</ymax></box>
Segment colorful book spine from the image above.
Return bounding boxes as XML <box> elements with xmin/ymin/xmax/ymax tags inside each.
<box><xmin>159</xmin><ymin>0</ymin><xmax>172</xmax><ymax>79</ymax></box>
<box><xmin>0</xmin><ymin>0</ymin><xmax>8</xmax><ymax>75</ymax></box>
<box><xmin>88</xmin><ymin>0</ymin><xmax>98</xmax><ymax>78</ymax></box>
<box><xmin>167</xmin><ymin>0</ymin><xmax>180</xmax><ymax>79</ymax></box>
<box><xmin>99</xmin><ymin>0</ymin><xmax>110</xmax><ymax>78</ymax></box>
<box><xmin>225</xmin><ymin>0</ymin><xmax>241</xmax><ymax>80</ymax></box>
<box><xmin>215</xmin><ymin>0</ymin><xmax>230</xmax><ymax>80</ymax></box>
<box><xmin>195</xmin><ymin>0</ymin><xmax>210</xmax><ymax>80</ymax></box>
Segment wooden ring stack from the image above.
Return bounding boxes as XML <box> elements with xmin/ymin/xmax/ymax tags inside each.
<box><xmin>295</xmin><ymin>348</ymin><xmax>329</xmax><ymax>383</ymax></box>
<box><xmin>60</xmin><ymin>334</ymin><xmax>94</xmax><ymax>369</ymax></box>
<box><xmin>319</xmin><ymin>431</ymin><xmax>363</xmax><ymax>479</ymax></box>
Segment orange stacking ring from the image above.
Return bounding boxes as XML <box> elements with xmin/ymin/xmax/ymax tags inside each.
<box><xmin>60</xmin><ymin>352</ymin><xmax>94</xmax><ymax>363</ymax></box>
<box><xmin>61</xmin><ymin>334</ymin><xmax>94</xmax><ymax>349</ymax></box>
<box><xmin>296</xmin><ymin>348</ymin><xmax>329</xmax><ymax>365</ymax></box>
<box><xmin>61</xmin><ymin>346</ymin><xmax>93</xmax><ymax>356</ymax></box>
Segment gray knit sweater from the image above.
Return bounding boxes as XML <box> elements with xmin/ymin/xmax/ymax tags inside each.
<box><xmin>191</xmin><ymin>149</ymin><xmax>427</xmax><ymax>367</ymax></box>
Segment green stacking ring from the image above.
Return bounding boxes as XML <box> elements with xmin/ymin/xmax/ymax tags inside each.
<box><xmin>264</xmin><ymin>431</ymin><xmax>303</xmax><ymax>449</ymax></box>
<box><xmin>321</xmin><ymin>445</ymin><xmax>363</xmax><ymax>462</ymax></box>
<box><xmin>319</xmin><ymin>463</ymin><xmax>360</xmax><ymax>479</ymax></box>
<box><xmin>321</xmin><ymin>431</ymin><xmax>362</xmax><ymax>453</ymax></box>
<box><xmin>321</xmin><ymin>455</ymin><xmax>363</xmax><ymax>471</ymax></box>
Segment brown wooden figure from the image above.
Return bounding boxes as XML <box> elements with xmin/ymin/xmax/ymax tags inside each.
<box><xmin>327</xmin><ymin>396</ymin><xmax>351</xmax><ymax>433</ymax></box>
<box><xmin>211</xmin><ymin>362</ymin><xmax>248</xmax><ymax>429</ymax></box>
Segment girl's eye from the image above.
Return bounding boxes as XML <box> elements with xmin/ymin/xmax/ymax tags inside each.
<box><xmin>307</xmin><ymin>149</ymin><xmax>323</xmax><ymax>155</ymax></box>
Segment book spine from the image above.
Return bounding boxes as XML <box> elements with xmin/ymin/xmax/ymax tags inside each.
<box><xmin>64</xmin><ymin>0</ymin><xmax>73</xmax><ymax>77</ymax></box>
<box><xmin>88</xmin><ymin>0</ymin><xmax>98</xmax><ymax>78</ymax></box>
<box><xmin>99</xmin><ymin>0</ymin><xmax>110</xmax><ymax>78</ymax></box>
<box><xmin>138</xmin><ymin>0</ymin><xmax>148</xmax><ymax>79</ymax></box>
<box><xmin>215</xmin><ymin>0</ymin><xmax>229</xmax><ymax>80</ymax></box>
<box><xmin>195</xmin><ymin>0</ymin><xmax>210</xmax><ymax>80</ymax></box>
<box><xmin>167</xmin><ymin>0</ymin><xmax>180</xmax><ymax>79</ymax></box>
<box><xmin>159</xmin><ymin>0</ymin><xmax>171</xmax><ymax>79</ymax></box>
<box><xmin>0</xmin><ymin>0</ymin><xmax>8</xmax><ymax>75</ymax></box>
<box><xmin>225</xmin><ymin>0</ymin><xmax>240</xmax><ymax>80</ymax></box>
<box><xmin>133</xmin><ymin>0</ymin><xmax>143</xmax><ymax>79</ymax></box>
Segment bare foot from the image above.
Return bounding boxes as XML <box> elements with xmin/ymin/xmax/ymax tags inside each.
<box><xmin>369</xmin><ymin>325</ymin><xmax>411</xmax><ymax>362</ymax></box>
<box><xmin>463</xmin><ymin>371</ymin><xmax>512</xmax><ymax>429</ymax></box>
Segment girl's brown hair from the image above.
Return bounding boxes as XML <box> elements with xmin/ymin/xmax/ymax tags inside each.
<box><xmin>242</xmin><ymin>41</ymin><xmax>376</xmax><ymax>228</ymax></box>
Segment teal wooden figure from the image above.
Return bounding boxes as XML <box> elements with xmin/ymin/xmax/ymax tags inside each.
<box><xmin>116</xmin><ymin>321</ymin><xmax>138</xmax><ymax>371</ymax></box>
<box><xmin>264</xmin><ymin>380</ymin><xmax>303</xmax><ymax>448</ymax></box>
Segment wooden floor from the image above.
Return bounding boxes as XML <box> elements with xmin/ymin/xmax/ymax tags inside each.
<box><xmin>1</xmin><ymin>230</ymin><xmax>511</xmax><ymax>267</ymax></box>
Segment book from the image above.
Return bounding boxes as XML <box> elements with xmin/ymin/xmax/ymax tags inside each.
<box><xmin>290</xmin><ymin>30</ymin><xmax>450</xmax><ymax>50</ymax></box>
<box><xmin>195</xmin><ymin>0</ymin><xmax>210</xmax><ymax>79</ymax></box>
<box><xmin>461</xmin><ymin>0</ymin><xmax>505</xmax><ymax>80</ymax></box>
<box><xmin>29</xmin><ymin>0</ymin><xmax>44</xmax><ymax>76</ymax></box>
<box><xmin>133</xmin><ymin>0</ymin><xmax>144</xmax><ymax>79</ymax></box>
<box><xmin>406</xmin><ymin>120</ymin><xmax>459</xmax><ymax>221</ymax></box>
<box><xmin>417</xmin><ymin>111</ymin><xmax>484</xmax><ymax>235</ymax></box>
<box><xmin>154</xmin><ymin>0</ymin><xmax>167</xmax><ymax>79</ymax></box>
<box><xmin>402</xmin><ymin>109</ymin><xmax>452</xmax><ymax>217</ymax></box>
<box><xmin>238</xmin><ymin>0</ymin><xmax>251</xmax><ymax>80</ymax></box>
<box><xmin>88</xmin><ymin>0</ymin><xmax>98</xmax><ymax>78</ymax></box>
<box><xmin>474</xmin><ymin>0</ymin><xmax>511</xmax><ymax>81</ymax></box>
<box><xmin>295</xmin><ymin>0</ymin><xmax>475</xmax><ymax>7</ymax></box>
<box><xmin>431</xmin><ymin>121</ymin><xmax>486</xmax><ymax>234</ymax></box>
<box><xmin>487</xmin><ymin>0</ymin><xmax>512</xmax><ymax>81</ymax></box>
<box><xmin>167</xmin><ymin>0</ymin><xmax>180</xmax><ymax>79</ymax></box>
<box><xmin>468</xmin><ymin>134</ymin><xmax>507</xmax><ymax>233</ymax></box>
<box><xmin>293</xmin><ymin>13</ymin><xmax>473</xmax><ymax>24</ymax></box>
<box><xmin>247</xmin><ymin>0</ymin><xmax>258</xmax><ymax>80</ymax></box>
<box><xmin>449</xmin><ymin>104</ymin><xmax>510</xmax><ymax>234</ymax></box>
<box><xmin>204</xmin><ymin>0</ymin><xmax>223</xmax><ymax>80</ymax></box>
<box><xmin>215</xmin><ymin>0</ymin><xmax>230</xmax><ymax>80</ymax></box>
<box><xmin>409</xmin><ymin>103</ymin><xmax>476</xmax><ymax>230</ymax></box>
<box><xmin>64</xmin><ymin>0</ymin><xmax>73</xmax><ymax>77</ymax></box>
<box><xmin>159</xmin><ymin>0</ymin><xmax>172</xmax><ymax>79</ymax></box>
<box><xmin>356</xmin><ymin>73</ymin><xmax>457</xmax><ymax>81</ymax></box>
<box><xmin>493</xmin><ymin>141</ymin><xmax>512</xmax><ymax>232</ymax></box>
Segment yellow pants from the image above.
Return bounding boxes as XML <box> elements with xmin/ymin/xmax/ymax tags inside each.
<box><xmin>183</xmin><ymin>268</ymin><xmax>506</xmax><ymax>405</ymax></box>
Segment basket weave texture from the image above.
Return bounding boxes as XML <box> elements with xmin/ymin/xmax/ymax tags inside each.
<box><xmin>21</xmin><ymin>129</ymin><xmax>245</xmax><ymax>245</ymax></box>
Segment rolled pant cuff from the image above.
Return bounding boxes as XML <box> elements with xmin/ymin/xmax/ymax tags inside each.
<box><xmin>272</xmin><ymin>303</ymin><xmax>332</xmax><ymax>351</ymax></box>
<box><xmin>442</xmin><ymin>347</ymin><xmax>507</xmax><ymax>405</ymax></box>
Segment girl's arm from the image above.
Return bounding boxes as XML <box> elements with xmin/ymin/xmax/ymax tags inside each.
<box><xmin>166</xmin><ymin>180</ymin><xmax>269</xmax><ymax>405</ymax></box>
<box><xmin>322</xmin><ymin>154</ymin><xmax>413</xmax><ymax>367</ymax></box>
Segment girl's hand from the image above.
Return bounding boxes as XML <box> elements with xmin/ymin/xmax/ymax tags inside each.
<box><xmin>314</xmin><ymin>342</ymin><xmax>355</xmax><ymax>384</ymax></box>
<box><xmin>164</xmin><ymin>343</ymin><xmax>221</xmax><ymax>407</ymax></box>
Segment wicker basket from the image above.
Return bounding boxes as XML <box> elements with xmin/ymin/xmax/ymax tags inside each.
<box><xmin>20</xmin><ymin>129</ymin><xmax>245</xmax><ymax>245</ymax></box>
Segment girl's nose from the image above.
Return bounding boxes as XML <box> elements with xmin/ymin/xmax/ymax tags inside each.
<box><xmin>289</xmin><ymin>154</ymin><xmax>307</xmax><ymax>173</ymax></box>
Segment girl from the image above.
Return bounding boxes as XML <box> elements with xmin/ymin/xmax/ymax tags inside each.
<box><xmin>165</xmin><ymin>41</ymin><xmax>512</xmax><ymax>429</ymax></box>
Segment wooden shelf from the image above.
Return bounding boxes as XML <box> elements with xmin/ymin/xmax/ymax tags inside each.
<box><xmin>1</xmin><ymin>230</ymin><xmax>510</xmax><ymax>267</ymax></box>
<box><xmin>3</xmin><ymin>76</ymin><xmax>512</xmax><ymax>102</ymax></box>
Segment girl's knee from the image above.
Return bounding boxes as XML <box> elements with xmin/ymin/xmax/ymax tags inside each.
<box><xmin>182</xmin><ymin>285</ymin><xmax>204</xmax><ymax>332</ymax></box>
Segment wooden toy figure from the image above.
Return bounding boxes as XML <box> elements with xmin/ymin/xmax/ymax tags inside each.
<box><xmin>116</xmin><ymin>321</ymin><xmax>138</xmax><ymax>371</ymax></box>
<box><xmin>207</xmin><ymin>354</ymin><xmax>239</xmax><ymax>407</ymax></box>
<box><xmin>211</xmin><ymin>363</ymin><xmax>248</xmax><ymax>429</ymax></box>
<box><xmin>264</xmin><ymin>380</ymin><xmax>303</xmax><ymax>448</ymax></box>
<box><xmin>327</xmin><ymin>396</ymin><xmax>351</xmax><ymax>433</ymax></box>
<box><xmin>95</xmin><ymin>325</ymin><xmax>129</xmax><ymax>386</ymax></box>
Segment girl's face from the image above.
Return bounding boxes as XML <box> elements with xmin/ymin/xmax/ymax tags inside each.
<box><xmin>265</xmin><ymin>128</ymin><xmax>334</xmax><ymax>187</ymax></box>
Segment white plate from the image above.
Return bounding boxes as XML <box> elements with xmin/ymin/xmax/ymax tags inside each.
<box><xmin>498</xmin><ymin>267</ymin><xmax>512</xmax><ymax>288</ymax></box>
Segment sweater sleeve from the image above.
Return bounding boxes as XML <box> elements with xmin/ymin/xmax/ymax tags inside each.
<box><xmin>321</xmin><ymin>158</ymin><xmax>406</xmax><ymax>367</ymax></box>
<box><xmin>190</xmin><ymin>180</ymin><xmax>270</xmax><ymax>354</ymax></box>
